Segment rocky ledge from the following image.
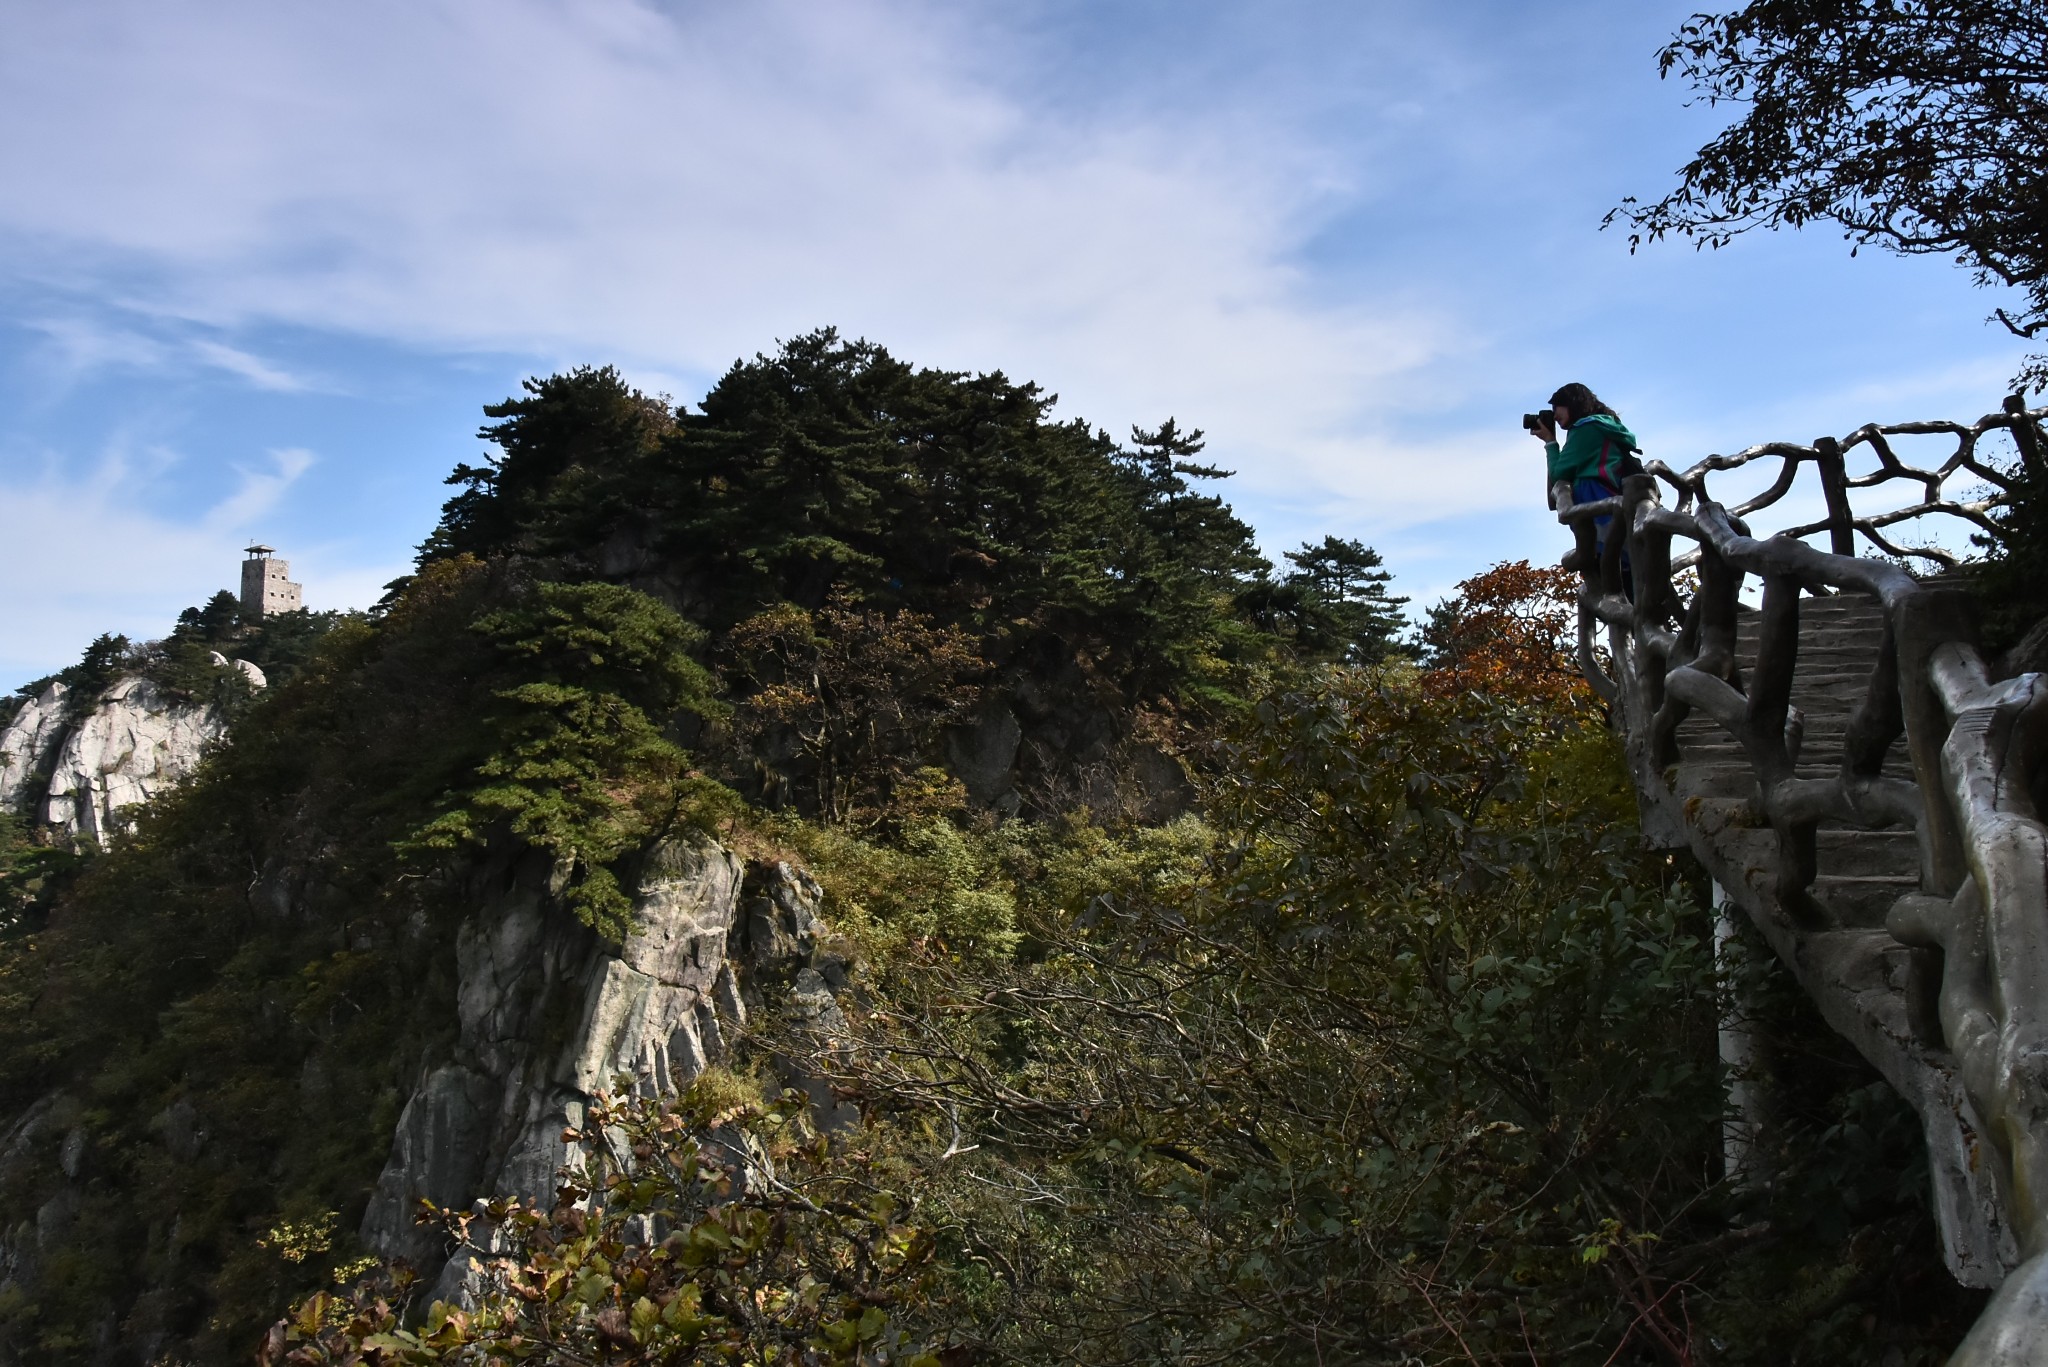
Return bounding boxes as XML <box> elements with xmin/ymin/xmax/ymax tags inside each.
<box><xmin>0</xmin><ymin>656</ymin><xmax>263</xmax><ymax>842</ymax></box>
<box><xmin>360</xmin><ymin>835</ymin><xmax>850</xmax><ymax>1301</ymax></box>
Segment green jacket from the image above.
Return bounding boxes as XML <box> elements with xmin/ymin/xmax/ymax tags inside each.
<box><xmin>1545</xmin><ymin>413</ymin><xmax>1640</xmax><ymax>486</ymax></box>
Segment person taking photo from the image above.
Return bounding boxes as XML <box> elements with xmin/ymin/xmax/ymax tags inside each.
<box><xmin>1528</xmin><ymin>382</ymin><xmax>1640</xmax><ymax>574</ymax></box>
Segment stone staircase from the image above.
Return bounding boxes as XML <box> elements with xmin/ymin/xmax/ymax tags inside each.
<box><xmin>1647</xmin><ymin>583</ymin><xmax>2028</xmax><ymax>1298</ymax></box>
<box><xmin>1672</xmin><ymin>592</ymin><xmax>1923</xmax><ymax>929</ymax></box>
<box><xmin>1567</xmin><ymin>397</ymin><xmax>2048</xmax><ymax>1362</ymax></box>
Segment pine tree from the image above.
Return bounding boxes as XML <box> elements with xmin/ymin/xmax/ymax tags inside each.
<box><xmin>1282</xmin><ymin>536</ymin><xmax>1408</xmax><ymax>664</ymax></box>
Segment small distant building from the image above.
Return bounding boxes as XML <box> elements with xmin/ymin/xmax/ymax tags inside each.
<box><xmin>239</xmin><ymin>545</ymin><xmax>303</xmax><ymax>619</ymax></box>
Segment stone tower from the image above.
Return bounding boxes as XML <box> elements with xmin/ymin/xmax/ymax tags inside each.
<box><xmin>239</xmin><ymin>545</ymin><xmax>303</xmax><ymax>619</ymax></box>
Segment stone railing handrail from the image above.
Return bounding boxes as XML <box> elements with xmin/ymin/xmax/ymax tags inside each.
<box><xmin>1635</xmin><ymin>394</ymin><xmax>2043</xmax><ymax>570</ymax></box>
<box><xmin>1560</xmin><ymin>395</ymin><xmax>2048</xmax><ymax>1362</ymax></box>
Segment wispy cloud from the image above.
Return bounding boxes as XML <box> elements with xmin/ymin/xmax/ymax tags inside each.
<box><xmin>187</xmin><ymin>340</ymin><xmax>313</xmax><ymax>392</ymax></box>
<box><xmin>0</xmin><ymin>442</ymin><xmax>322</xmax><ymax>682</ymax></box>
<box><xmin>206</xmin><ymin>447</ymin><xmax>317</xmax><ymax>533</ymax></box>
<box><xmin>0</xmin><ymin>0</ymin><xmax>2028</xmax><ymax>675</ymax></box>
<box><xmin>0</xmin><ymin>0</ymin><xmax>1462</xmax><ymax>503</ymax></box>
<box><xmin>22</xmin><ymin>314</ymin><xmax>318</xmax><ymax>393</ymax></box>
<box><xmin>26</xmin><ymin>315</ymin><xmax>169</xmax><ymax>379</ymax></box>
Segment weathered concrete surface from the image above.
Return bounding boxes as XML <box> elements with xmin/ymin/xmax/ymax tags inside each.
<box><xmin>1656</xmin><ymin>594</ymin><xmax>2026</xmax><ymax>1287</ymax></box>
<box><xmin>1952</xmin><ymin>1252</ymin><xmax>2048</xmax><ymax>1366</ymax></box>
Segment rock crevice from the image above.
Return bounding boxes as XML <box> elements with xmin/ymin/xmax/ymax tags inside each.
<box><xmin>359</xmin><ymin>835</ymin><xmax>779</xmax><ymax>1294</ymax></box>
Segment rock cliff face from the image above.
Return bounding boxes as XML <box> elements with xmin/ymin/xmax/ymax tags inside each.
<box><xmin>0</xmin><ymin>658</ymin><xmax>262</xmax><ymax>841</ymax></box>
<box><xmin>359</xmin><ymin>837</ymin><xmax>840</xmax><ymax>1298</ymax></box>
<box><xmin>0</xmin><ymin>684</ymin><xmax>71</xmax><ymax>816</ymax></box>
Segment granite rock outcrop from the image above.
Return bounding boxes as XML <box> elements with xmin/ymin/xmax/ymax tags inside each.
<box><xmin>358</xmin><ymin>837</ymin><xmax>848</xmax><ymax>1298</ymax></box>
<box><xmin>0</xmin><ymin>659</ymin><xmax>262</xmax><ymax>841</ymax></box>
<box><xmin>0</xmin><ymin>684</ymin><xmax>71</xmax><ymax>816</ymax></box>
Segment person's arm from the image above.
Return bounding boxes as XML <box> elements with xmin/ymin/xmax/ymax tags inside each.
<box><xmin>1548</xmin><ymin>421</ymin><xmax>1597</xmax><ymax>484</ymax></box>
<box><xmin>1531</xmin><ymin>417</ymin><xmax>1560</xmax><ymax>506</ymax></box>
<box><xmin>1531</xmin><ymin>414</ymin><xmax>1566</xmax><ymax>501</ymax></box>
<box><xmin>1544</xmin><ymin>431</ymin><xmax>1570</xmax><ymax>484</ymax></box>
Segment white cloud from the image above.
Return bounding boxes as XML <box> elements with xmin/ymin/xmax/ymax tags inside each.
<box><xmin>206</xmin><ymin>447</ymin><xmax>318</xmax><ymax>534</ymax></box>
<box><xmin>186</xmin><ymin>340</ymin><xmax>313</xmax><ymax>392</ymax></box>
<box><xmin>0</xmin><ymin>0</ymin><xmax>1458</xmax><ymax>507</ymax></box>
<box><xmin>21</xmin><ymin>315</ymin><xmax>316</xmax><ymax>394</ymax></box>
<box><xmin>0</xmin><ymin>443</ymin><xmax>322</xmax><ymax>682</ymax></box>
<box><xmin>0</xmin><ymin>0</ymin><xmax>2026</xmax><ymax>676</ymax></box>
<box><xmin>25</xmin><ymin>316</ymin><xmax>170</xmax><ymax>381</ymax></box>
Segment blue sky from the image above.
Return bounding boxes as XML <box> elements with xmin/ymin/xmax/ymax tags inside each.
<box><xmin>0</xmin><ymin>0</ymin><xmax>2031</xmax><ymax>684</ymax></box>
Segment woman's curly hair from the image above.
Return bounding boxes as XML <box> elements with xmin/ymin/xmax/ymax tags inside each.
<box><xmin>1549</xmin><ymin>382</ymin><xmax>1620</xmax><ymax>427</ymax></box>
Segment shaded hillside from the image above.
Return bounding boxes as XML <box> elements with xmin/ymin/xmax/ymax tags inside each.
<box><xmin>0</xmin><ymin>336</ymin><xmax>1402</xmax><ymax>1362</ymax></box>
<box><xmin>0</xmin><ymin>336</ymin><xmax>1984</xmax><ymax>1367</ymax></box>
<box><xmin>268</xmin><ymin>564</ymin><xmax>1984</xmax><ymax>1367</ymax></box>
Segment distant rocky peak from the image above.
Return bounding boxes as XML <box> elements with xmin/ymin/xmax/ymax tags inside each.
<box><xmin>0</xmin><ymin>662</ymin><xmax>263</xmax><ymax>842</ymax></box>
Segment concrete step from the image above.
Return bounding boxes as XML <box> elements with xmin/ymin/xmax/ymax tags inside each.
<box><xmin>1817</xmin><ymin>827</ymin><xmax>1917</xmax><ymax>850</ymax></box>
<box><xmin>1816</xmin><ymin>830</ymin><xmax>1919</xmax><ymax>880</ymax></box>
<box><xmin>1674</xmin><ymin>592</ymin><xmax>1937</xmax><ymax>935</ymax></box>
<box><xmin>1672</xmin><ymin>720</ymin><xmax>1896</xmax><ymax>737</ymax></box>
<box><xmin>1673</xmin><ymin>737</ymin><xmax>1904</xmax><ymax>760</ymax></box>
<box><xmin>1814</xmin><ymin>873</ymin><xmax>1922</xmax><ymax>929</ymax></box>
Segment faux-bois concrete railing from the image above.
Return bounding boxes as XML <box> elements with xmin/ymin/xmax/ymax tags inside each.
<box><xmin>1559</xmin><ymin>396</ymin><xmax>2048</xmax><ymax>1364</ymax></box>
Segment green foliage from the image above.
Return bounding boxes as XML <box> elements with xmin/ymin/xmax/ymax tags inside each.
<box><xmin>138</xmin><ymin>635</ymin><xmax>256</xmax><ymax>713</ymax></box>
<box><xmin>422</xmin><ymin>365</ymin><xmax>676</xmax><ymax>566</ymax></box>
<box><xmin>162</xmin><ymin>590</ymin><xmax>355</xmax><ymax>690</ymax></box>
<box><xmin>14</xmin><ymin>634</ymin><xmax>139</xmax><ymax>720</ymax></box>
<box><xmin>0</xmin><ymin>330</ymin><xmax>1982</xmax><ymax>1367</ymax></box>
<box><xmin>266</xmin><ymin>1082</ymin><xmax>959</xmax><ymax>1366</ymax></box>
<box><xmin>1245</xmin><ymin>535</ymin><xmax>1410</xmax><ymax>665</ymax></box>
<box><xmin>771</xmin><ymin>808</ymin><xmax>1213</xmax><ymax>966</ymax></box>
<box><xmin>0</xmin><ymin>590</ymin><xmax>493</xmax><ymax>1359</ymax></box>
<box><xmin>1683</xmin><ymin>914</ymin><xmax>1979</xmax><ymax>1362</ymax></box>
<box><xmin>418</xmin><ymin>332</ymin><xmax>1335</xmax><ymax>710</ymax></box>
<box><xmin>1973</xmin><ymin>414</ymin><xmax>2048</xmax><ymax>651</ymax></box>
<box><xmin>0</xmin><ymin>812</ymin><xmax>83</xmax><ymax>933</ymax></box>
<box><xmin>404</xmin><ymin>578</ymin><xmax>726</xmax><ymax>939</ymax></box>
<box><xmin>0</xmin><ymin>558</ymin><xmax>748</xmax><ymax>1360</ymax></box>
<box><xmin>777</xmin><ymin>817</ymin><xmax>1021</xmax><ymax>961</ymax></box>
<box><xmin>7</xmin><ymin>596</ymin><xmax>353</xmax><ymax>740</ymax></box>
<box><xmin>175</xmin><ymin>589</ymin><xmax>245</xmax><ymax>642</ymax></box>
<box><xmin>726</xmin><ymin>592</ymin><xmax>984</xmax><ymax>823</ymax></box>
<box><xmin>774</xmin><ymin>668</ymin><xmax>1974</xmax><ymax>1363</ymax></box>
<box><xmin>233</xmin><ymin>609</ymin><xmax>360</xmax><ymax>687</ymax></box>
<box><xmin>1612</xmin><ymin>0</ymin><xmax>2048</xmax><ymax>378</ymax></box>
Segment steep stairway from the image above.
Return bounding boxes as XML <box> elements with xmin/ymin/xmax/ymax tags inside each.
<box><xmin>1672</xmin><ymin>591</ymin><xmax>1922</xmax><ymax>928</ymax></box>
<box><xmin>1649</xmin><ymin>581</ymin><xmax>2025</xmax><ymax>1297</ymax></box>
<box><xmin>1574</xmin><ymin>396</ymin><xmax>2048</xmax><ymax>1360</ymax></box>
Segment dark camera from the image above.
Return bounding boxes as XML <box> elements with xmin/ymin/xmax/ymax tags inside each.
<box><xmin>1522</xmin><ymin>411</ymin><xmax>1554</xmax><ymax>434</ymax></box>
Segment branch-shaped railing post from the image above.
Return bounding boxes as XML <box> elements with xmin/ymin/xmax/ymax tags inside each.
<box><xmin>1693</xmin><ymin>524</ymin><xmax>1744</xmax><ymax>686</ymax></box>
<box><xmin>1751</xmin><ymin>570</ymin><xmax>1819</xmax><ymax>922</ymax></box>
<box><xmin>2007</xmin><ymin>394</ymin><xmax>2048</xmax><ymax>486</ymax></box>
<box><xmin>1556</xmin><ymin>482</ymin><xmax>1621</xmax><ymax>704</ymax></box>
<box><xmin>1814</xmin><ymin>435</ymin><xmax>1856</xmax><ymax>557</ymax></box>
<box><xmin>1553</xmin><ymin>478</ymin><xmax>1598</xmax><ymax>571</ymax></box>
<box><xmin>1895</xmin><ymin>590</ymin><xmax>1978</xmax><ymax>899</ymax></box>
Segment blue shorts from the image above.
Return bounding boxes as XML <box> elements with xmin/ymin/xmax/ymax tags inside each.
<box><xmin>1574</xmin><ymin>477</ymin><xmax>1621</xmax><ymax>548</ymax></box>
<box><xmin>1575</xmin><ymin>476</ymin><xmax>1633</xmax><ymax>587</ymax></box>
